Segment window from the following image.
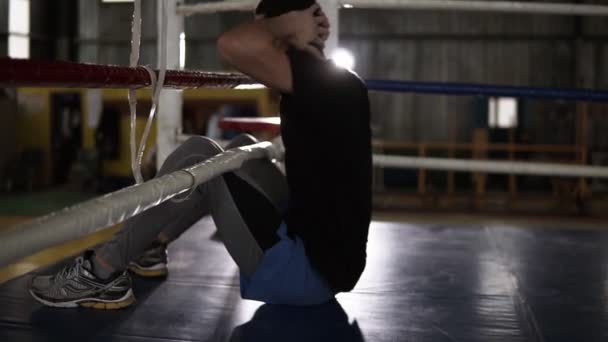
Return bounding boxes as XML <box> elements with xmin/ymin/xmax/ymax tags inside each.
<box><xmin>8</xmin><ymin>0</ymin><xmax>30</xmax><ymax>58</ymax></box>
<box><xmin>179</xmin><ymin>32</ymin><xmax>186</xmax><ymax>69</ymax></box>
<box><xmin>488</xmin><ymin>97</ymin><xmax>518</xmax><ymax>129</ymax></box>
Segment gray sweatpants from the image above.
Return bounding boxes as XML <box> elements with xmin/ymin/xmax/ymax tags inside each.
<box><xmin>94</xmin><ymin>134</ymin><xmax>288</xmax><ymax>276</ymax></box>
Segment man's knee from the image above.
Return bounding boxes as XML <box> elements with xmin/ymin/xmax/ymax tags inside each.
<box><xmin>180</xmin><ymin>136</ymin><xmax>223</xmax><ymax>154</ymax></box>
<box><xmin>226</xmin><ymin>133</ymin><xmax>258</xmax><ymax>150</ymax></box>
<box><xmin>159</xmin><ymin>136</ymin><xmax>224</xmax><ymax>175</ymax></box>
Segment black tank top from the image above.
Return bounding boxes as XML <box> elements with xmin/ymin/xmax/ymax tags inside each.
<box><xmin>280</xmin><ymin>49</ymin><xmax>372</xmax><ymax>292</ymax></box>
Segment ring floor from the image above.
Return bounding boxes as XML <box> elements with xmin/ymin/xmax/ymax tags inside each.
<box><xmin>0</xmin><ymin>216</ymin><xmax>607</xmax><ymax>341</ymax></box>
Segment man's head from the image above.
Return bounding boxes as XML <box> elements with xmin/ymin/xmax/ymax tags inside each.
<box><xmin>255</xmin><ymin>0</ymin><xmax>316</xmax><ymax>18</ymax></box>
<box><xmin>255</xmin><ymin>0</ymin><xmax>328</xmax><ymax>57</ymax></box>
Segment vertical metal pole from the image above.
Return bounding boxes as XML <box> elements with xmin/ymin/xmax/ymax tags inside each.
<box><xmin>156</xmin><ymin>0</ymin><xmax>184</xmax><ymax>169</ymax></box>
<box><xmin>318</xmin><ymin>0</ymin><xmax>339</xmax><ymax>55</ymax></box>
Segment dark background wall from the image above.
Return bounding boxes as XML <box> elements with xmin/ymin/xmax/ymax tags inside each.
<box><xmin>4</xmin><ymin>0</ymin><xmax>608</xmax><ymax>149</ymax></box>
<box><xmin>0</xmin><ymin>0</ymin><xmax>8</xmax><ymax>56</ymax></box>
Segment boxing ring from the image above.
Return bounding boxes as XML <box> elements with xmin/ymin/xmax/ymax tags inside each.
<box><xmin>1</xmin><ymin>0</ymin><xmax>608</xmax><ymax>341</ymax></box>
<box><xmin>1</xmin><ymin>56</ymin><xmax>608</xmax><ymax>268</ymax></box>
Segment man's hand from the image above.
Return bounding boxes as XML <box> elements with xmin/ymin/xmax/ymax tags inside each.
<box><xmin>315</xmin><ymin>7</ymin><xmax>331</xmax><ymax>42</ymax></box>
<box><xmin>308</xmin><ymin>7</ymin><xmax>330</xmax><ymax>53</ymax></box>
<box><xmin>217</xmin><ymin>3</ymin><xmax>332</xmax><ymax>93</ymax></box>
<box><xmin>268</xmin><ymin>4</ymin><xmax>329</xmax><ymax>58</ymax></box>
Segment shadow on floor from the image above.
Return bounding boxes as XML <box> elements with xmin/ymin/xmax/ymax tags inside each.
<box><xmin>230</xmin><ymin>299</ymin><xmax>364</xmax><ymax>342</ymax></box>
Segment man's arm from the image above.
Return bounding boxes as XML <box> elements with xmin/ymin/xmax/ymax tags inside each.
<box><xmin>217</xmin><ymin>5</ymin><xmax>327</xmax><ymax>93</ymax></box>
<box><xmin>217</xmin><ymin>19</ymin><xmax>294</xmax><ymax>93</ymax></box>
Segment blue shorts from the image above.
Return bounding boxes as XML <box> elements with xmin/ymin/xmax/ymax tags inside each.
<box><xmin>239</xmin><ymin>223</ymin><xmax>335</xmax><ymax>306</ymax></box>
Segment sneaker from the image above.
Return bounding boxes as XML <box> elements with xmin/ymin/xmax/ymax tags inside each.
<box><xmin>29</xmin><ymin>252</ymin><xmax>135</xmax><ymax>309</ymax></box>
<box><xmin>128</xmin><ymin>243</ymin><xmax>168</xmax><ymax>278</ymax></box>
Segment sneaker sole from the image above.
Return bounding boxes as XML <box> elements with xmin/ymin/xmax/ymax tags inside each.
<box><xmin>128</xmin><ymin>263</ymin><xmax>168</xmax><ymax>278</ymax></box>
<box><xmin>29</xmin><ymin>288</ymin><xmax>136</xmax><ymax>310</ymax></box>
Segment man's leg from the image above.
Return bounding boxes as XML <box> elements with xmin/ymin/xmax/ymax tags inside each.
<box><xmin>29</xmin><ymin>134</ymin><xmax>287</xmax><ymax>308</ymax></box>
<box><xmin>29</xmin><ymin>136</ymin><xmax>225</xmax><ymax>308</ymax></box>
<box><xmin>93</xmin><ymin>136</ymin><xmax>224</xmax><ymax>278</ymax></box>
<box><xmin>150</xmin><ymin>134</ymin><xmax>285</xmax><ymax>247</ymax></box>
<box><xmin>207</xmin><ymin>134</ymin><xmax>288</xmax><ymax>276</ymax></box>
<box><xmin>121</xmin><ymin>134</ymin><xmax>287</xmax><ymax>277</ymax></box>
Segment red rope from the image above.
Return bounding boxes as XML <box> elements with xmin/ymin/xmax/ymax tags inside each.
<box><xmin>219</xmin><ymin>117</ymin><xmax>281</xmax><ymax>135</ymax></box>
<box><xmin>0</xmin><ymin>57</ymin><xmax>255</xmax><ymax>89</ymax></box>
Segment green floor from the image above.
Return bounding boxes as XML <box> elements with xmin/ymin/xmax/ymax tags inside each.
<box><xmin>0</xmin><ymin>189</ymin><xmax>96</xmax><ymax>216</ymax></box>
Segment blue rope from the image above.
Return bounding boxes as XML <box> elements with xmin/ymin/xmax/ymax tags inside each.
<box><xmin>365</xmin><ymin>79</ymin><xmax>608</xmax><ymax>102</ymax></box>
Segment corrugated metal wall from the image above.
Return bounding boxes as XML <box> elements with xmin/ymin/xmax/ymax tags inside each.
<box><xmin>14</xmin><ymin>0</ymin><xmax>608</xmax><ymax>150</ymax></box>
<box><xmin>342</xmin><ymin>10</ymin><xmax>578</xmax><ymax>142</ymax></box>
<box><xmin>0</xmin><ymin>0</ymin><xmax>8</xmax><ymax>56</ymax></box>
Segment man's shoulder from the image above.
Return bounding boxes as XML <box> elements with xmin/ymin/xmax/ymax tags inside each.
<box><xmin>343</xmin><ymin>68</ymin><xmax>367</xmax><ymax>92</ymax></box>
<box><xmin>323</xmin><ymin>63</ymin><xmax>367</xmax><ymax>93</ymax></box>
<box><xmin>287</xmin><ymin>49</ymin><xmax>368</xmax><ymax>97</ymax></box>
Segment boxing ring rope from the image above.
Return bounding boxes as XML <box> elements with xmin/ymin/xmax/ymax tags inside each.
<box><xmin>0</xmin><ymin>58</ymin><xmax>255</xmax><ymax>89</ymax></box>
<box><xmin>0</xmin><ymin>142</ymin><xmax>282</xmax><ymax>268</ymax></box>
<box><xmin>176</xmin><ymin>0</ymin><xmax>608</xmax><ymax>17</ymax></box>
<box><xmin>341</xmin><ymin>0</ymin><xmax>608</xmax><ymax>16</ymax></box>
<box><xmin>374</xmin><ymin>156</ymin><xmax>608</xmax><ymax>179</ymax></box>
<box><xmin>3</xmin><ymin>57</ymin><xmax>608</xmax><ymax>102</ymax></box>
<box><xmin>366</xmin><ymin>80</ymin><xmax>608</xmax><ymax>103</ymax></box>
<box><xmin>176</xmin><ymin>0</ymin><xmax>256</xmax><ymax>15</ymax></box>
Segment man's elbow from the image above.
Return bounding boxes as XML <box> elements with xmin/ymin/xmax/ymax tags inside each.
<box><xmin>217</xmin><ymin>33</ymin><xmax>239</xmax><ymax>64</ymax></box>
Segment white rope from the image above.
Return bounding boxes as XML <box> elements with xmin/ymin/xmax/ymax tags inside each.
<box><xmin>0</xmin><ymin>141</ymin><xmax>281</xmax><ymax>268</ymax></box>
<box><xmin>128</xmin><ymin>0</ymin><xmax>143</xmax><ymax>183</ymax></box>
<box><xmin>128</xmin><ymin>0</ymin><xmax>168</xmax><ymax>184</ymax></box>
<box><xmin>343</xmin><ymin>0</ymin><xmax>608</xmax><ymax>16</ymax></box>
<box><xmin>176</xmin><ymin>0</ymin><xmax>608</xmax><ymax>16</ymax></box>
<box><xmin>170</xmin><ymin>168</ymin><xmax>198</xmax><ymax>203</ymax></box>
<box><xmin>373</xmin><ymin>155</ymin><xmax>608</xmax><ymax>179</ymax></box>
<box><xmin>136</xmin><ymin>1</ymin><xmax>168</xmax><ymax>184</ymax></box>
<box><xmin>176</xmin><ymin>0</ymin><xmax>257</xmax><ymax>15</ymax></box>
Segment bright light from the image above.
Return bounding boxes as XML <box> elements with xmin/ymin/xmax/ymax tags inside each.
<box><xmin>8</xmin><ymin>36</ymin><xmax>29</xmax><ymax>58</ymax></box>
<box><xmin>9</xmin><ymin>0</ymin><xmax>29</xmax><ymax>34</ymax></box>
<box><xmin>8</xmin><ymin>0</ymin><xmax>30</xmax><ymax>58</ymax></box>
<box><xmin>235</xmin><ymin>84</ymin><xmax>266</xmax><ymax>90</ymax></box>
<box><xmin>488</xmin><ymin>97</ymin><xmax>518</xmax><ymax>129</ymax></box>
<box><xmin>179</xmin><ymin>32</ymin><xmax>186</xmax><ymax>69</ymax></box>
<box><xmin>330</xmin><ymin>48</ymin><xmax>355</xmax><ymax>70</ymax></box>
<box><xmin>343</xmin><ymin>3</ymin><xmax>354</xmax><ymax>8</ymax></box>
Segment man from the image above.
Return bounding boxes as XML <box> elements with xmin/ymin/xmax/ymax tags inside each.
<box><xmin>29</xmin><ymin>0</ymin><xmax>371</xmax><ymax>308</ymax></box>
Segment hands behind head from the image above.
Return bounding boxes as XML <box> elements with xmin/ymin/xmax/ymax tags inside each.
<box><xmin>284</xmin><ymin>4</ymin><xmax>330</xmax><ymax>59</ymax></box>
